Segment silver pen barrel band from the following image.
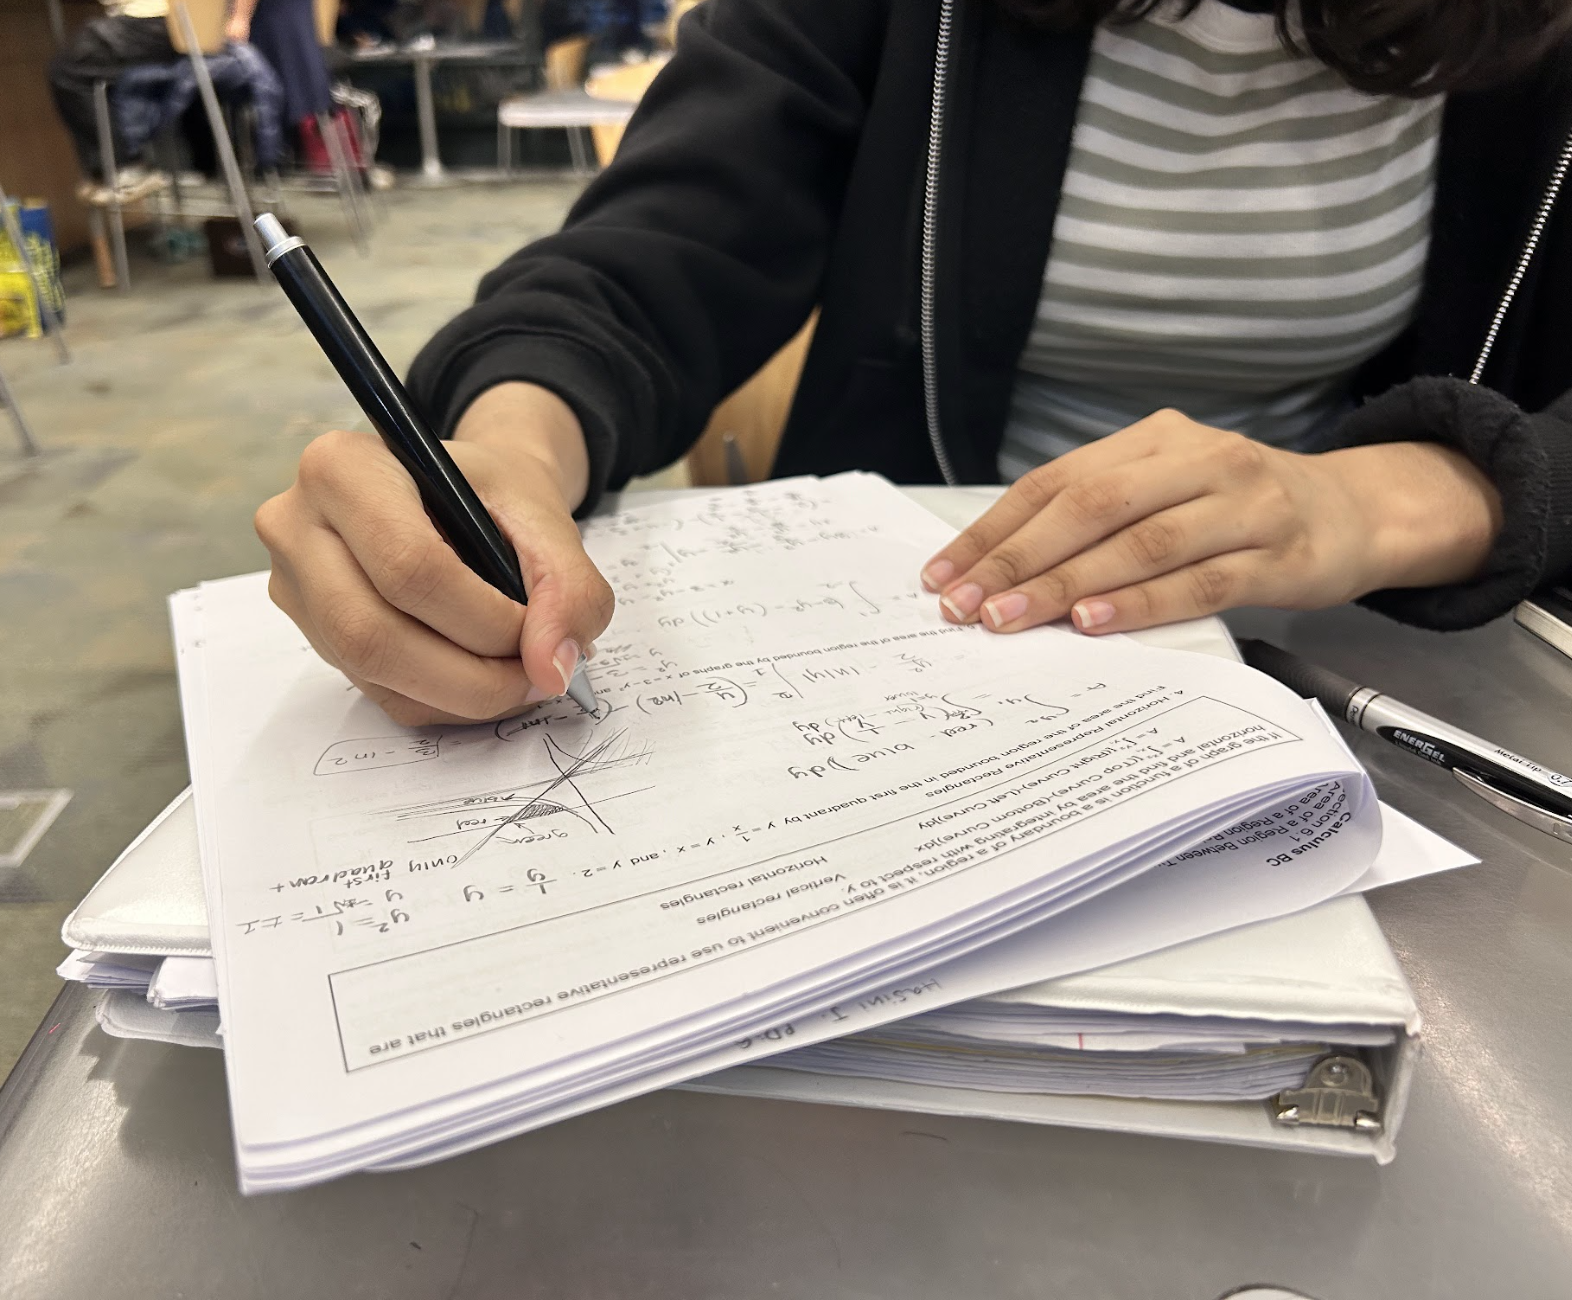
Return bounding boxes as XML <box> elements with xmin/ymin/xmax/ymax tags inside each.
<box><xmin>1345</xmin><ymin>687</ymin><xmax>1381</xmax><ymax>729</ymax></box>
<box><xmin>253</xmin><ymin>213</ymin><xmax>305</xmax><ymax>266</ymax></box>
<box><xmin>262</xmin><ymin>236</ymin><xmax>306</xmax><ymax>267</ymax></box>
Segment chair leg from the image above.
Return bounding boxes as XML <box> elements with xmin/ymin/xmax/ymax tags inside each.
<box><xmin>567</xmin><ymin>125</ymin><xmax>590</xmax><ymax>175</ymax></box>
<box><xmin>162</xmin><ymin>129</ymin><xmax>188</xmax><ymax>221</ymax></box>
<box><xmin>170</xmin><ymin>1</ymin><xmax>267</xmax><ymax>284</ymax></box>
<box><xmin>87</xmin><ymin>210</ymin><xmax>116</xmax><ymax>289</ymax></box>
<box><xmin>107</xmin><ymin>197</ymin><xmax>130</xmax><ymax>293</ymax></box>
<box><xmin>92</xmin><ymin>80</ymin><xmax>131</xmax><ymax>292</ymax></box>
<box><xmin>0</xmin><ymin>361</ymin><xmax>41</xmax><ymax>457</ymax></box>
<box><xmin>235</xmin><ymin>103</ymin><xmax>258</xmax><ymax>180</ymax></box>
<box><xmin>337</xmin><ymin>114</ymin><xmax>374</xmax><ymax>230</ymax></box>
<box><xmin>318</xmin><ymin>112</ymin><xmax>368</xmax><ymax>254</ymax></box>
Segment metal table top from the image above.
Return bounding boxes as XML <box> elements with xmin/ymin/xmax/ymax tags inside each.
<box><xmin>2</xmin><ymin>553</ymin><xmax>1570</xmax><ymax>1298</ymax></box>
<box><xmin>339</xmin><ymin>39</ymin><xmax>537</xmax><ymax>183</ymax></box>
<box><xmin>345</xmin><ymin>40</ymin><xmax>535</xmax><ymax>65</ymax></box>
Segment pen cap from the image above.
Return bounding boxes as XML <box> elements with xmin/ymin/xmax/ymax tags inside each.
<box><xmin>255</xmin><ymin>212</ymin><xmax>295</xmax><ymax>261</ymax></box>
<box><xmin>1238</xmin><ymin>639</ymin><xmax>1363</xmax><ymax>715</ymax></box>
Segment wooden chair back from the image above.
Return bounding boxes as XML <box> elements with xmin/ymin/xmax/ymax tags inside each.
<box><xmin>685</xmin><ymin>317</ymin><xmax>815</xmax><ymax>486</ymax></box>
<box><xmin>544</xmin><ymin>35</ymin><xmax>591</xmax><ymax>89</ymax></box>
<box><xmin>583</xmin><ymin>58</ymin><xmax>663</xmax><ymax>164</ymax></box>
<box><xmin>165</xmin><ymin>0</ymin><xmax>229</xmax><ymax>54</ymax></box>
<box><xmin>667</xmin><ymin>0</ymin><xmax>703</xmax><ymax>47</ymax></box>
<box><xmin>313</xmin><ymin>0</ymin><xmax>339</xmax><ymax>46</ymax></box>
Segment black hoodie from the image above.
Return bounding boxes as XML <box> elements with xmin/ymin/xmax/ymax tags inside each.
<box><xmin>408</xmin><ymin>0</ymin><xmax>1572</xmax><ymax>630</ymax></box>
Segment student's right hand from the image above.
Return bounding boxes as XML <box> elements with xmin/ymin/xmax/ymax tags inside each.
<box><xmin>255</xmin><ymin>382</ymin><xmax>614</xmax><ymax>727</ymax></box>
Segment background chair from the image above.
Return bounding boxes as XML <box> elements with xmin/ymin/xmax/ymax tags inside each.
<box><xmin>499</xmin><ymin>5</ymin><xmax>814</xmax><ymax>487</ymax></box>
<box><xmin>683</xmin><ymin>317</ymin><xmax>815</xmax><ymax>487</ymax></box>
<box><xmin>581</xmin><ymin>54</ymin><xmax>662</xmax><ymax>167</ymax></box>
<box><xmin>496</xmin><ymin>35</ymin><xmax>638</xmax><ymax>175</ymax></box>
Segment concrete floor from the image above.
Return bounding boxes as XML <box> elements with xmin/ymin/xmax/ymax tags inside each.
<box><xmin>0</xmin><ymin>181</ymin><xmax>683</xmax><ymax>1078</ymax></box>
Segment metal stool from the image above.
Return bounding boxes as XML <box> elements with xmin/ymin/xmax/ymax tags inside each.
<box><xmin>497</xmin><ymin>88</ymin><xmax>636</xmax><ymax>176</ymax></box>
<box><xmin>313</xmin><ymin>110</ymin><xmax>373</xmax><ymax>254</ymax></box>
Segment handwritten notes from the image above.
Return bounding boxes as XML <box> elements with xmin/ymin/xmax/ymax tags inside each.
<box><xmin>172</xmin><ymin>474</ymin><xmax>1379</xmax><ymax>1191</ymax></box>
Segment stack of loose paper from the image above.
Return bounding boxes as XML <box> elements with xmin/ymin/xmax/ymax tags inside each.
<box><xmin>61</xmin><ymin>789</ymin><xmax>1470</xmax><ymax>1108</ymax></box>
<box><xmin>169</xmin><ymin>473</ymin><xmax>1406</xmax><ymax>1192</ymax></box>
<box><xmin>56</xmin><ymin>950</ymin><xmax>161</xmax><ymax>990</ymax></box>
<box><xmin>62</xmin><ymin>786</ymin><xmax>1471</xmax><ymax>1121</ymax></box>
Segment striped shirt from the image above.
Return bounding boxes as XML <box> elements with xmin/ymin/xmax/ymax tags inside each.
<box><xmin>998</xmin><ymin>0</ymin><xmax>1444</xmax><ymax>478</ymax></box>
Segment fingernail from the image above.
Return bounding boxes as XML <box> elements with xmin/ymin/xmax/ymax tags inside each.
<box><xmin>523</xmin><ymin>683</ymin><xmax>552</xmax><ymax>705</ymax></box>
<box><xmin>1073</xmin><ymin>600</ymin><xmax>1116</xmax><ymax>631</ymax></box>
<box><xmin>584</xmin><ymin>639</ymin><xmax>599</xmax><ymax>661</ymax></box>
<box><xmin>921</xmin><ymin>559</ymin><xmax>954</xmax><ymax>592</ymax></box>
<box><xmin>940</xmin><ymin>582</ymin><xmax>984</xmax><ymax>620</ymax></box>
<box><xmin>552</xmin><ymin>638</ymin><xmax>581</xmax><ymax>694</ymax></box>
<box><xmin>982</xmin><ymin>592</ymin><xmax>1029</xmax><ymax>629</ymax></box>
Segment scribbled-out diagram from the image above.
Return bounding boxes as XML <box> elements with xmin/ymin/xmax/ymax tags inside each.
<box><xmin>401</xmin><ymin>730</ymin><xmax>652</xmax><ymax>855</ymax></box>
<box><xmin>311</xmin><ymin>730</ymin><xmax>654</xmax><ymax>884</ymax></box>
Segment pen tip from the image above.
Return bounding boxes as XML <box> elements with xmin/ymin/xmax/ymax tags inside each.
<box><xmin>565</xmin><ymin>663</ymin><xmax>598</xmax><ymax>716</ymax></box>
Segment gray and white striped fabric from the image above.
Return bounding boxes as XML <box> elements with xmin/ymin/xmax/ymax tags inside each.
<box><xmin>999</xmin><ymin>0</ymin><xmax>1443</xmax><ymax>478</ymax></box>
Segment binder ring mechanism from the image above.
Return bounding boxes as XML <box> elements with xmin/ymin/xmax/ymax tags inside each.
<box><xmin>1270</xmin><ymin>1054</ymin><xmax>1383</xmax><ymax>1133</ymax></box>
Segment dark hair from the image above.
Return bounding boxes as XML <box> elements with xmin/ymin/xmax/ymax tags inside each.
<box><xmin>995</xmin><ymin>0</ymin><xmax>1572</xmax><ymax>96</ymax></box>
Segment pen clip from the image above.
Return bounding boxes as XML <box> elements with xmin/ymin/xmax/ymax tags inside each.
<box><xmin>1453</xmin><ymin>769</ymin><xmax>1572</xmax><ymax>845</ymax></box>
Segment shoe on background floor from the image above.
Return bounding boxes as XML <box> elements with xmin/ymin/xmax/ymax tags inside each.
<box><xmin>75</xmin><ymin>166</ymin><xmax>170</xmax><ymax>207</ymax></box>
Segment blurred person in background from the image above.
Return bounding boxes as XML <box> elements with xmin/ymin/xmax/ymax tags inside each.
<box><xmin>542</xmin><ymin>0</ymin><xmax>667</xmax><ymax>64</ymax></box>
<box><xmin>48</xmin><ymin>0</ymin><xmax>179</xmax><ymax>182</ymax></box>
<box><xmin>50</xmin><ymin>0</ymin><xmax>284</xmax><ymax>191</ymax></box>
<box><xmin>237</xmin><ymin>0</ymin><xmax>336</xmax><ymax>132</ymax></box>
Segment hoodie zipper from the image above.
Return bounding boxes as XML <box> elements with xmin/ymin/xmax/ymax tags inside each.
<box><xmin>1470</xmin><ymin>128</ymin><xmax>1572</xmax><ymax>384</ymax></box>
<box><xmin>920</xmin><ymin>0</ymin><xmax>959</xmax><ymax>486</ymax></box>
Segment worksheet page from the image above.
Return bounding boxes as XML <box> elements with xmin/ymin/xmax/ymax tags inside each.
<box><xmin>174</xmin><ymin>475</ymin><xmax>1375</xmax><ymax>1188</ymax></box>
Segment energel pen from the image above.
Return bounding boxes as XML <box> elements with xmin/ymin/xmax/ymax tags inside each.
<box><xmin>253</xmin><ymin>213</ymin><xmax>596</xmax><ymax>715</ymax></box>
<box><xmin>1240</xmin><ymin>639</ymin><xmax>1572</xmax><ymax>844</ymax></box>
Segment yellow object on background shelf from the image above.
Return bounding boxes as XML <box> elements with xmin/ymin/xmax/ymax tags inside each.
<box><xmin>0</xmin><ymin>200</ymin><xmax>66</xmax><ymax>340</ymax></box>
<box><xmin>0</xmin><ymin>272</ymin><xmax>39</xmax><ymax>340</ymax></box>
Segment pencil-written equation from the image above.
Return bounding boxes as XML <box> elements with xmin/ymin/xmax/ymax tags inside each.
<box><xmin>307</xmin><ymin>626</ymin><xmax>972</xmax><ymax>783</ymax></box>
<box><xmin>591</xmin><ymin>483</ymin><xmax>907</xmax><ymax>611</ymax></box>
<box><xmin>596</xmin><ymin>624</ymin><xmax>967</xmax><ymax>714</ymax></box>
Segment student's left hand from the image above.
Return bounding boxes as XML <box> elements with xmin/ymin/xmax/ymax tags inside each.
<box><xmin>920</xmin><ymin>409</ymin><xmax>1504</xmax><ymax>635</ymax></box>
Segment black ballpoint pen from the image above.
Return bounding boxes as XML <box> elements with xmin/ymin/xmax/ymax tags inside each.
<box><xmin>1240</xmin><ymin>638</ymin><xmax>1572</xmax><ymax>845</ymax></box>
<box><xmin>253</xmin><ymin>213</ymin><xmax>595</xmax><ymax>714</ymax></box>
